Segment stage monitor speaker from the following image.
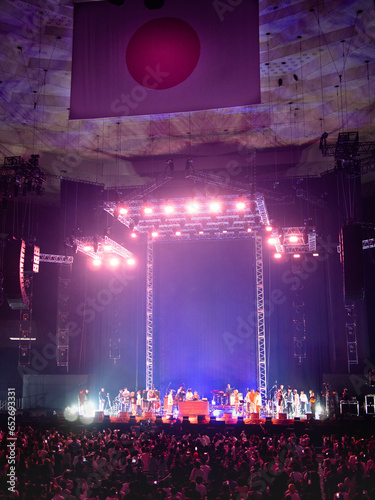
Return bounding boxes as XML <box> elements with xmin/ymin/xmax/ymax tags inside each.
<box><xmin>341</xmin><ymin>224</ymin><xmax>364</xmax><ymax>302</ymax></box>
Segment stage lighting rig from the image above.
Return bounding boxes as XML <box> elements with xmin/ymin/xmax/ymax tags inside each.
<box><xmin>104</xmin><ymin>193</ymin><xmax>273</xmax><ymax>241</ymax></box>
<box><xmin>1</xmin><ymin>156</ymin><xmax>46</xmax><ymax>203</ymax></box>
<box><xmin>65</xmin><ymin>235</ymin><xmax>134</xmax><ymax>264</ymax></box>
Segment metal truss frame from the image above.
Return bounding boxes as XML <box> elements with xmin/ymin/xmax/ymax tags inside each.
<box><xmin>146</xmin><ymin>238</ymin><xmax>154</xmax><ymax>390</ymax></box>
<box><xmin>255</xmin><ymin>234</ymin><xmax>267</xmax><ymax>404</ymax></box>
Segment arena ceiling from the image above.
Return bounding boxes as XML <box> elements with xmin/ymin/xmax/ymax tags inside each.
<box><xmin>0</xmin><ymin>0</ymin><xmax>374</xmax><ymax>204</ymax></box>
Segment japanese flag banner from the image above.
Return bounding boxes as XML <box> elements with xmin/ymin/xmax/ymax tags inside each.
<box><xmin>70</xmin><ymin>0</ymin><xmax>260</xmax><ymax>119</ymax></box>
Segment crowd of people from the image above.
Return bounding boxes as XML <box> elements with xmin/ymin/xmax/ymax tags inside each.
<box><xmin>1</xmin><ymin>418</ymin><xmax>375</xmax><ymax>499</ymax></box>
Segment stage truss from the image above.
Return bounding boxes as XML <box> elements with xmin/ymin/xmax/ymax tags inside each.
<box><xmin>104</xmin><ymin>187</ymin><xmax>317</xmax><ymax>403</ymax></box>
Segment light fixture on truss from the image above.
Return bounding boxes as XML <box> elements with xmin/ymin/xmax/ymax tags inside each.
<box><xmin>66</xmin><ymin>235</ymin><xmax>135</xmax><ymax>265</ymax></box>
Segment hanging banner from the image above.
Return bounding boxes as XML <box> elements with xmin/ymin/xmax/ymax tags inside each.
<box><xmin>70</xmin><ymin>0</ymin><xmax>260</xmax><ymax>119</ymax></box>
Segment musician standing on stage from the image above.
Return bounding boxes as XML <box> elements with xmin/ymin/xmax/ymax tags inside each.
<box><xmin>123</xmin><ymin>388</ymin><xmax>130</xmax><ymax>411</ymax></box>
<box><xmin>293</xmin><ymin>389</ymin><xmax>300</xmax><ymax>417</ymax></box>
<box><xmin>255</xmin><ymin>390</ymin><xmax>262</xmax><ymax>414</ymax></box>
<box><xmin>249</xmin><ymin>389</ymin><xmax>256</xmax><ymax>413</ymax></box>
<box><xmin>98</xmin><ymin>388</ymin><xmax>106</xmax><ymax>411</ymax></box>
<box><xmin>300</xmin><ymin>390</ymin><xmax>307</xmax><ymax>414</ymax></box>
<box><xmin>225</xmin><ymin>384</ymin><xmax>232</xmax><ymax>405</ymax></box>
<box><xmin>147</xmin><ymin>387</ymin><xmax>156</xmax><ymax>411</ymax></box>
<box><xmin>309</xmin><ymin>390</ymin><xmax>316</xmax><ymax>418</ymax></box>
<box><xmin>136</xmin><ymin>390</ymin><xmax>143</xmax><ymax>415</ymax></box>
<box><xmin>233</xmin><ymin>389</ymin><xmax>240</xmax><ymax>414</ymax></box>
<box><xmin>277</xmin><ymin>385</ymin><xmax>285</xmax><ymax>413</ymax></box>
<box><xmin>177</xmin><ymin>386</ymin><xmax>186</xmax><ymax>401</ymax></box>
<box><xmin>245</xmin><ymin>389</ymin><xmax>251</xmax><ymax>415</ymax></box>
<box><xmin>167</xmin><ymin>390</ymin><xmax>174</xmax><ymax>414</ymax></box>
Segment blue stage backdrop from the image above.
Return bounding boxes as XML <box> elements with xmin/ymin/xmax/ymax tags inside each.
<box><xmin>154</xmin><ymin>238</ymin><xmax>257</xmax><ymax>399</ymax></box>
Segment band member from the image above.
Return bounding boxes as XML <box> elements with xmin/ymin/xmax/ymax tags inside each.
<box><xmin>245</xmin><ymin>389</ymin><xmax>251</xmax><ymax>414</ymax></box>
<box><xmin>233</xmin><ymin>389</ymin><xmax>240</xmax><ymax>414</ymax></box>
<box><xmin>225</xmin><ymin>383</ymin><xmax>232</xmax><ymax>405</ymax></box>
<box><xmin>136</xmin><ymin>390</ymin><xmax>143</xmax><ymax>415</ymax></box>
<box><xmin>193</xmin><ymin>391</ymin><xmax>200</xmax><ymax>401</ymax></box>
<box><xmin>277</xmin><ymin>385</ymin><xmax>285</xmax><ymax>413</ymax></box>
<box><xmin>186</xmin><ymin>389</ymin><xmax>194</xmax><ymax>401</ymax></box>
<box><xmin>309</xmin><ymin>390</ymin><xmax>316</xmax><ymax>418</ymax></box>
<box><xmin>123</xmin><ymin>388</ymin><xmax>130</xmax><ymax>411</ymax></box>
<box><xmin>147</xmin><ymin>387</ymin><xmax>156</xmax><ymax>411</ymax></box>
<box><xmin>300</xmin><ymin>390</ymin><xmax>307</xmax><ymax>414</ymax></box>
<box><xmin>167</xmin><ymin>389</ymin><xmax>174</xmax><ymax>414</ymax></box>
<box><xmin>249</xmin><ymin>389</ymin><xmax>256</xmax><ymax>413</ymax></box>
<box><xmin>293</xmin><ymin>389</ymin><xmax>300</xmax><ymax>417</ymax></box>
<box><xmin>130</xmin><ymin>392</ymin><xmax>136</xmax><ymax>415</ymax></box>
<box><xmin>78</xmin><ymin>390</ymin><xmax>85</xmax><ymax>415</ymax></box>
<box><xmin>286</xmin><ymin>388</ymin><xmax>293</xmax><ymax>418</ymax></box>
<box><xmin>98</xmin><ymin>388</ymin><xmax>106</xmax><ymax>411</ymax></box>
<box><xmin>255</xmin><ymin>390</ymin><xmax>262</xmax><ymax>414</ymax></box>
<box><xmin>176</xmin><ymin>386</ymin><xmax>186</xmax><ymax>401</ymax></box>
<box><xmin>342</xmin><ymin>388</ymin><xmax>350</xmax><ymax>401</ymax></box>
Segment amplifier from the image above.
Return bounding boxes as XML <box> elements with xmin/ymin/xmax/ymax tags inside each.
<box><xmin>340</xmin><ymin>400</ymin><xmax>359</xmax><ymax>416</ymax></box>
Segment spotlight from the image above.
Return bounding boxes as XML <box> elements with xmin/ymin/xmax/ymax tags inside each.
<box><xmin>127</xmin><ymin>257</ymin><xmax>136</xmax><ymax>266</ymax></box>
<box><xmin>185</xmin><ymin>200</ymin><xmax>200</xmax><ymax>215</ymax></box>
<box><xmin>163</xmin><ymin>204</ymin><xmax>175</xmax><ymax>216</ymax></box>
<box><xmin>151</xmin><ymin>231</ymin><xmax>159</xmax><ymax>238</ymax></box>
<box><xmin>175</xmin><ymin>231</ymin><xmax>182</xmax><ymax>236</ymax></box>
<box><xmin>92</xmin><ymin>258</ymin><xmax>102</xmax><ymax>267</ymax></box>
<box><xmin>118</xmin><ymin>206</ymin><xmax>128</xmax><ymax>216</ymax></box>
<box><xmin>236</xmin><ymin>200</ymin><xmax>246</xmax><ymax>211</ymax></box>
<box><xmin>288</xmin><ymin>235</ymin><xmax>299</xmax><ymax>243</ymax></box>
<box><xmin>274</xmin><ymin>253</ymin><xmax>282</xmax><ymax>259</ymax></box>
<box><xmin>143</xmin><ymin>206</ymin><xmax>153</xmax><ymax>215</ymax></box>
<box><xmin>83</xmin><ymin>245</ymin><xmax>92</xmax><ymax>252</ymax></box>
<box><xmin>265</xmin><ymin>225</ymin><xmax>273</xmax><ymax>232</ymax></box>
<box><xmin>208</xmin><ymin>200</ymin><xmax>222</xmax><ymax>214</ymax></box>
<box><xmin>130</xmin><ymin>232</ymin><xmax>137</xmax><ymax>238</ymax></box>
<box><xmin>267</xmin><ymin>237</ymin><xmax>277</xmax><ymax>245</ymax></box>
<box><xmin>293</xmin><ymin>254</ymin><xmax>301</xmax><ymax>259</ymax></box>
<box><xmin>109</xmin><ymin>257</ymin><xmax>120</xmax><ymax>267</ymax></box>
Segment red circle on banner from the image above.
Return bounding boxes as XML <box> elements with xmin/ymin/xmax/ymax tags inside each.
<box><xmin>126</xmin><ymin>18</ymin><xmax>201</xmax><ymax>90</ymax></box>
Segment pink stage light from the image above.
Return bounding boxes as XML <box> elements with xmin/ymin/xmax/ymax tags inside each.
<box><xmin>208</xmin><ymin>200</ymin><xmax>222</xmax><ymax>213</ymax></box>
<box><xmin>83</xmin><ymin>245</ymin><xmax>92</xmax><ymax>252</ymax></box>
<box><xmin>103</xmin><ymin>244</ymin><xmax>112</xmax><ymax>252</ymax></box>
<box><xmin>265</xmin><ymin>225</ymin><xmax>273</xmax><ymax>232</ymax></box>
<box><xmin>130</xmin><ymin>232</ymin><xmax>137</xmax><ymax>238</ymax></box>
<box><xmin>236</xmin><ymin>200</ymin><xmax>246</xmax><ymax>211</ymax></box>
<box><xmin>274</xmin><ymin>253</ymin><xmax>282</xmax><ymax>259</ymax></box>
<box><xmin>151</xmin><ymin>231</ymin><xmax>159</xmax><ymax>238</ymax></box>
<box><xmin>143</xmin><ymin>206</ymin><xmax>153</xmax><ymax>215</ymax></box>
<box><xmin>247</xmin><ymin>227</ymin><xmax>252</xmax><ymax>233</ymax></box>
<box><xmin>288</xmin><ymin>235</ymin><xmax>299</xmax><ymax>243</ymax></box>
<box><xmin>119</xmin><ymin>206</ymin><xmax>128</xmax><ymax>215</ymax></box>
<box><xmin>109</xmin><ymin>257</ymin><xmax>120</xmax><ymax>267</ymax></box>
<box><xmin>127</xmin><ymin>257</ymin><xmax>136</xmax><ymax>266</ymax></box>
<box><xmin>92</xmin><ymin>258</ymin><xmax>102</xmax><ymax>267</ymax></box>
<box><xmin>312</xmin><ymin>252</ymin><xmax>319</xmax><ymax>257</ymax></box>
<box><xmin>175</xmin><ymin>231</ymin><xmax>182</xmax><ymax>236</ymax></box>
<box><xmin>293</xmin><ymin>253</ymin><xmax>301</xmax><ymax>259</ymax></box>
<box><xmin>267</xmin><ymin>237</ymin><xmax>277</xmax><ymax>245</ymax></box>
<box><xmin>185</xmin><ymin>200</ymin><xmax>200</xmax><ymax>215</ymax></box>
<box><xmin>163</xmin><ymin>204</ymin><xmax>175</xmax><ymax>215</ymax></box>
